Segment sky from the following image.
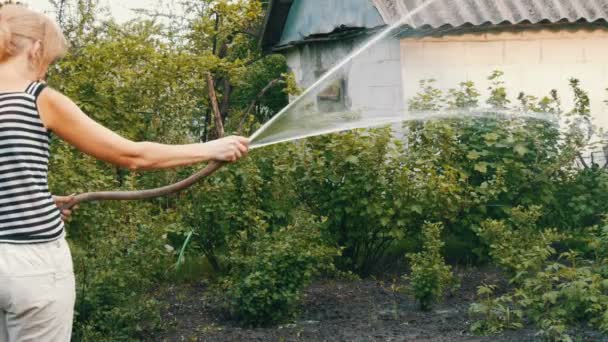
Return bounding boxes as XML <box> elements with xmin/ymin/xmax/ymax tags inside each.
<box><xmin>24</xmin><ymin>0</ymin><xmax>175</xmax><ymax>23</ymax></box>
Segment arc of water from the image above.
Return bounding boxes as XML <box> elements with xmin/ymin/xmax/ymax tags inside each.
<box><xmin>248</xmin><ymin>0</ymin><xmax>443</xmax><ymax>147</ymax></box>
<box><xmin>60</xmin><ymin>0</ymin><xmax>446</xmax><ymax>209</ymax></box>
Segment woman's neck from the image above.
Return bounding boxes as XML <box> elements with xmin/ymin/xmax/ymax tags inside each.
<box><xmin>0</xmin><ymin>58</ymin><xmax>37</xmax><ymax>92</ymax></box>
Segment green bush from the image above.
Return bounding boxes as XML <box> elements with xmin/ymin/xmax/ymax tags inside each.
<box><xmin>406</xmin><ymin>222</ymin><xmax>456</xmax><ymax>311</ymax></box>
<box><xmin>176</xmin><ymin>143</ymin><xmax>297</xmax><ymax>273</ymax></box>
<box><xmin>475</xmin><ymin>206</ymin><xmax>563</xmax><ymax>283</ymax></box>
<box><xmin>469</xmin><ymin>285</ymin><xmax>523</xmax><ymax>335</ymax></box>
<box><xmin>404</xmin><ymin>73</ymin><xmax>564</xmax><ymax>262</ymax></box>
<box><xmin>547</xmin><ymin>168</ymin><xmax>608</xmax><ymax>230</ymax></box>
<box><xmin>288</xmin><ymin>128</ymin><xmax>407</xmax><ymax>275</ymax></box>
<box><xmin>179</xmin><ymin>158</ymin><xmax>267</xmax><ymax>272</ymax></box>
<box><xmin>69</xmin><ymin>201</ymin><xmax>173</xmax><ymax>341</ymax></box>
<box><xmin>471</xmin><ymin>215</ymin><xmax>608</xmax><ymax>340</ymax></box>
<box><xmin>220</xmin><ymin>219</ymin><xmax>339</xmax><ymax>326</ymax></box>
<box><xmin>520</xmin><ymin>253</ymin><xmax>608</xmax><ymax>341</ymax></box>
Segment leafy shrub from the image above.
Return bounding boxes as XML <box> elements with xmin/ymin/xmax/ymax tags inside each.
<box><xmin>547</xmin><ymin>168</ymin><xmax>608</xmax><ymax>230</ymax></box>
<box><xmin>289</xmin><ymin>128</ymin><xmax>407</xmax><ymax>275</ymax></box>
<box><xmin>220</xmin><ymin>219</ymin><xmax>339</xmax><ymax>326</ymax></box>
<box><xmin>519</xmin><ymin>253</ymin><xmax>608</xmax><ymax>341</ymax></box>
<box><xmin>475</xmin><ymin>206</ymin><xmax>563</xmax><ymax>283</ymax></box>
<box><xmin>70</xmin><ymin>201</ymin><xmax>173</xmax><ymax>341</ymax></box>
<box><xmin>405</xmin><ymin>222</ymin><xmax>456</xmax><ymax>311</ymax></box>
<box><xmin>180</xmin><ymin>158</ymin><xmax>267</xmax><ymax>272</ymax></box>
<box><xmin>471</xmin><ymin>252</ymin><xmax>608</xmax><ymax>340</ymax></box>
<box><xmin>469</xmin><ymin>285</ymin><xmax>523</xmax><ymax>335</ymax></box>
<box><xmin>471</xmin><ymin>216</ymin><xmax>608</xmax><ymax>340</ymax></box>
<box><xmin>404</xmin><ymin>73</ymin><xmax>564</xmax><ymax>262</ymax></box>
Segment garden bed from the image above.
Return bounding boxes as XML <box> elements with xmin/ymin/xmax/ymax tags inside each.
<box><xmin>150</xmin><ymin>268</ymin><xmax>604</xmax><ymax>341</ymax></box>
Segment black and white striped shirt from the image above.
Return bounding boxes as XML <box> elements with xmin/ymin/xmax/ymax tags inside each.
<box><xmin>0</xmin><ymin>81</ymin><xmax>64</xmax><ymax>244</ymax></box>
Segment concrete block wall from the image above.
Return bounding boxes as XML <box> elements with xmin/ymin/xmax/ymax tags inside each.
<box><xmin>284</xmin><ymin>35</ymin><xmax>405</xmax><ymax>120</ymax></box>
<box><xmin>401</xmin><ymin>29</ymin><xmax>608</xmax><ymax>128</ymax></box>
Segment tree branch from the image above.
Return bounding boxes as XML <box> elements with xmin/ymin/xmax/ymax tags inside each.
<box><xmin>602</xmin><ymin>148</ymin><xmax>608</xmax><ymax>169</ymax></box>
<box><xmin>207</xmin><ymin>73</ymin><xmax>225</xmax><ymax>138</ymax></box>
<box><xmin>577</xmin><ymin>152</ymin><xmax>589</xmax><ymax>169</ymax></box>
<box><xmin>219</xmin><ymin>78</ymin><xmax>232</xmax><ymax>121</ymax></box>
<box><xmin>212</xmin><ymin>13</ymin><xmax>220</xmax><ymax>56</ymax></box>
<box><xmin>238</xmin><ymin>77</ymin><xmax>282</xmax><ymax>133</ymax></box>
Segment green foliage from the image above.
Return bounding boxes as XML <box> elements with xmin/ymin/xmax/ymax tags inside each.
<box><xmin>288</xmin><ymin>128</ymin><xmax>406</xmax><ymax>275</ymax></box>
<box><xmin>408</xmin><ymin>79</ymin><xmax>444</xmax><ymax>111</ymax></box>
<box><xmin>220</xmin><ymin>219</ymin><xmax>339</xmax><ymax>326</ymax></box>
<box><xmin>469</xmin><ymin>284</ymin><xmax>523</xmax><ymax>335</ymax></box>
<box><xmin>405</xmin><ymin>74</ymin><xmax>608</xmax><ymax>337</ymax></box>
<box><xmin>471</xmin><ymin>215</ymin><xmax>608</xmax><ymax>340</ymax></box>
<box><xmin>518</xmin><ymin>254</ymin><xmax>608</xmax><ymax>341</ymax></box>
<box><xmin>476</xmin><ymin>206</ymin><xmax>563</xmax><ymax>283</ymax></box>
<box><xmin>179</xmin><ymin>159</ymin><xmax>266</xmax><ymax>272</ymax></box>
<box><xmin>405</xmin><ymin>222</ymin><xmax>456</xmax><ymax>311</ymax></box>
<box><xmin>487</xmin><ymin>70</ymin><xmax>510</xmax><ymax>109</ymax></box>
<box><xmin>447</xmin><ymin>81</ymin><xmax>481</xmax><ymax>109</ymax></box>
<box><xmin>547</xmin><ymin>168</ymin><xmax>608</xmax><ymax>230</ymax></box>
<box><xmin>405</xmin><ymin>72</ymin><xmax>563</xmax><ymax>262</ymax></box>
<box><xmin>69</xmin><ymin>201</ymin><xmax>174</xmax><ymax>341</ymax></box>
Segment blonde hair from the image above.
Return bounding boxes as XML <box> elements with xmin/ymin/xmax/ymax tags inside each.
<box><xmin>0</xmin><ymin>4</ymin><xmax>67</xmax><ymax>69</ymax></box>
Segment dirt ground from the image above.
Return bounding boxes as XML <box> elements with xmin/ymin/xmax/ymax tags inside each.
<box><xmin>149</xmin><ymin>268</ymin><xmax>606</xmax><ymax>342</ymax></box>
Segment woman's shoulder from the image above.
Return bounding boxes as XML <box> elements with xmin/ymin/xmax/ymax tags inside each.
<box><xmin>25</xmin><ymin>81</ymin><xmax>48</xmax><ymax>98</ymax></box>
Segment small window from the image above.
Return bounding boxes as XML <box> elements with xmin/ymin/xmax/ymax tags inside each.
<box><xmin>316</xmin><ymin>70</ymin><xmax>347</xmax><ymax>113</ymax></box>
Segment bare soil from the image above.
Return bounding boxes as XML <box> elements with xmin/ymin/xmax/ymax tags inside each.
<box><xmin>149</xmin><ymin>268</ymin><xmax>606</xmax><ymax>342</ymax></box>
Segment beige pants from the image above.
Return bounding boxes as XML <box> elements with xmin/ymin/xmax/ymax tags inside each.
<box><xmin>0</xmin><ymin>238</ymin><xmax>75</xmax><ymax>342</ymax></box>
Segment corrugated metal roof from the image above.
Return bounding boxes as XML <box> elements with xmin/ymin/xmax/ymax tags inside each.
<box><xmin>279</xmin><ymin>0</ymin><xmax>384</xmax><ymax>46</ymax></box>
<box><xmin>393</xmin><ymin>0</ymin><xmax>608</xmax><ymax>27</ymax></box>
<box><xmin>260</xmin><ymin>0</ymin><xmax>608</xmax><ymax>51</ymax></box>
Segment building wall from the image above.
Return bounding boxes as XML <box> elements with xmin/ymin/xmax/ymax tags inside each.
<box><xmin>400</xmin><ymin>29</ymin><xmax>608</xmax><ymax>128</ymax></box>
<box><xmin>284</xmin><ymin>34</ymin><xmax>404</xmax><ymax>119</ymax></box>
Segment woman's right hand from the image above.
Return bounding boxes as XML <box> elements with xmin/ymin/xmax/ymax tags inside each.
<box><xmin>203</xmin><ymin>136</ymin><xmax>250</xmax><ymax>162</ymax></box>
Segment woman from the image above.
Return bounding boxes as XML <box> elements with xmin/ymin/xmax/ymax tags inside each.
<box><xmin>0</xmin><ymin>5</ymin><xmax>249</xmax><ymax>341</ymax></box>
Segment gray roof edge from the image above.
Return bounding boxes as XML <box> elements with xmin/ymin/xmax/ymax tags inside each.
<box><xmin>259</xmin><ymin>0</ymin><xmax>294</xmax><ymax>53</ymax></box>
<box><xmin>270</xmin><ymin>25</ymin><xmax>386</xmax><ymax>52</ymax></box>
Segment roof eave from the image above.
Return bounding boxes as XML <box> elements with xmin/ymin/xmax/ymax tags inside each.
<box><xmin>269</xmin><ymin>26</ymin><xmax>385</xmax><ymax>52</ymax></box>
<box><xmin>259</xmin><ymin>0</ymin><xmax>295</xmax><ymax>53</ymax></box>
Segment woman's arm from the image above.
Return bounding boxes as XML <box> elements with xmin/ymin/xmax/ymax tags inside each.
<box><xmin>37</xmin><ymin>88</ymin><xmax>249</xmax><ymax>171</ymax></box>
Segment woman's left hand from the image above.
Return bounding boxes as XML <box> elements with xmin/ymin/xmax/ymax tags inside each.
<box><xmin>53</xmin><ymin>194</ymin><xmax>78</xmax><ymax>222</ymax></box>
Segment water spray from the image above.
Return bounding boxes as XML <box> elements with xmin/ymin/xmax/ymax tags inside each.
<box><xmin>62</xmin><ymin>0</ymin><xmax>590</xmax><ymax>208</ymax></box>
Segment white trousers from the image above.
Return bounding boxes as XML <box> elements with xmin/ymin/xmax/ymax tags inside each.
<box><xmin>0</xmin><ymin>238</ymin><xmax>75</xmax><ymax>342</ymax></box>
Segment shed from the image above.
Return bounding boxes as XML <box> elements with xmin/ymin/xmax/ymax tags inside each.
<box><xmin>261</xmin><ymin>0</ymin><xmax>608</xmax><ymax>127</ymax></box>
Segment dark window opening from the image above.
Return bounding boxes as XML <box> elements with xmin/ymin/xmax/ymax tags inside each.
<box><xmin>315</xmin><ymin>70</ymin><xmax>347</xmax><ymax>113</ymax></box>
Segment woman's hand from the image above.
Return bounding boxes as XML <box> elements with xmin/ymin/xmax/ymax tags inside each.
<box><xmin>202</xmin><ymin>136</ymin><xmax>250</xmax><ymax>162</ymax></box>
<box><xmin>53</xmin><ymin>194</ymin><xmax>78</xmax><ymax>222</ymax></box>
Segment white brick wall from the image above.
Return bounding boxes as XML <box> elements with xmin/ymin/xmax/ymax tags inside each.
<box><xmin>401</xmin><ymin>29</ymin><xmax>608</xmax><ymax>128</ymax></box>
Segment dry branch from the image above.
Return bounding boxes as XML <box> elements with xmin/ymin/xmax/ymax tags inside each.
<box><xmin>238</xmin><ymin>77</ymin><xmax>282</xmax><ymax>133</ymax></box>
<box><xmin>207</xmin><ymin>73</ymin><xmax>225</xmax><ymax>138</ymax></box>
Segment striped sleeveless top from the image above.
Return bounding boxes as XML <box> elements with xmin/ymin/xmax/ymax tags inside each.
<box><xmin>0</xmin><ymin>81</ymin><xmax>64</xmax><ymax>244</ymax></box>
